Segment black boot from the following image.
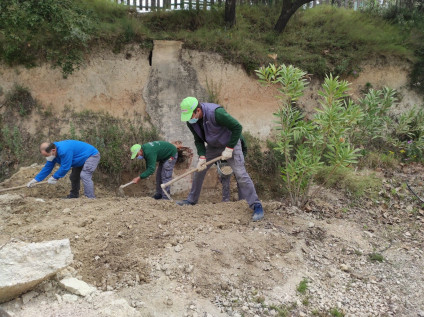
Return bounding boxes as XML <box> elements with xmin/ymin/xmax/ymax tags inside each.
<box><xmin>152</xmin><ymin>193</ymin><xmax>162</xmax><ymax>200</ymax></box>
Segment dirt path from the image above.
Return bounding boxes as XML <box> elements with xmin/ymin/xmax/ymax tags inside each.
<box><xmin>1</xmin><ymin>167</ymin><xmax>424</xmax><ymax>316</ymax></box>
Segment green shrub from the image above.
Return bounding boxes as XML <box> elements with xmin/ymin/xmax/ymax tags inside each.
<box><xmin>3</xmin><ymin>84</ymin><xmax>37</xmax><ymax>117</ymax></box>
<box><xmin>0</xmin><ymin>0</ymin><xmax>96</xmax><ymax>76</ymax></box>
<box><xmin>353</xmin><ymin>87</ymin><xmax>396</xmax><ymax>149</ymax></box>
<box><xmin>257</xmin><ymin>64</ymin><xmax>362</xmax><ymax>206</ymax></box>
<box><xmin>0</xmin><ymin>1</ymin><xmax>412</xmax><ymax>79</ymax></box>
<box><xmin>66</xmin><ymin>111</ymin><xmax>159</xmax><ymax>179</ymax></box>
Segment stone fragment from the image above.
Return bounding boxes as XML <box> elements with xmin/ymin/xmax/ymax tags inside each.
<box><xmin>62</xmin><ymin>294</ymin><xmax>78</xmax><ymax>302</ymax></box>
<box><xmin>0</xmin><ymin>239</ymin><xmax>73</xmax><ymax>303</ymax></box>
<box><xmin>340</xmin><ymin>264</ymin><xmax>351</xmax><ymax>272</ymax></box>
<box><xmin>59</xmin><ymin>277</ymin><xmax>96</xmax><ymax>297</ymax></box>
<box><xmin>22</xmin><ymin>290</ymin><xmax>38</xmax><ymax>304</ymax></box>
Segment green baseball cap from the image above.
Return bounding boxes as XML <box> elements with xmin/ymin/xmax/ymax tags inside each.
<box><xmin>180</xmin><ymin>97</ymin><xmax>198</xmax><ymax>122</ymax></box>
<box><xmin>130</xmin><ymin>144</ymin><xmax>141</xmax><ymax>159</ymax></box>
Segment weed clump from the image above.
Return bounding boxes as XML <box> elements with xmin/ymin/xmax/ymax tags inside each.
<box><xmin>3</xmin><ymin>84</ymin><xmax>37</xmax><ymax>117</ymax></box>
<box><xmin>369</xmin><ymin>252</ymin><xmax>384</xmax><ymax>262</ymax></box>
<box><xmin>297</xmin><ymin>278</ymin><xmax>308</xmax><ymax>294</ymax></box>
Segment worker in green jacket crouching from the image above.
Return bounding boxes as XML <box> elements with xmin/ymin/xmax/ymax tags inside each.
<box><xmin>131</xmin><ymin>141</ymin><xmax>178</xmax><ymax>200</ymax></box>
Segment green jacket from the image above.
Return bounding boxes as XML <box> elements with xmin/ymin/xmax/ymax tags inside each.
<box><xmin>140</xmin><ymin>141</ymin><xmax>177</xmax><ymax>179</ymax></box>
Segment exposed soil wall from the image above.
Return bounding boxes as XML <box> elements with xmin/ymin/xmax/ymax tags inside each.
<box><xmin>0</xmin><ymin>42</ymin><xmax>422</xmax><ymax>140</ymax></box>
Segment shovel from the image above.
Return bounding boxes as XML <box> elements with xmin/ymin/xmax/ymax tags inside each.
<box><xmin>117</xmin><ymin>181</ymin><xmax>134</xmax><ymax>197</ymax></box>
<box><xmin>160</xmin><ymin>156</ymin><xmax>223</xmax><ymax>200</ymax></box>
<box><xmin>0</xmin><ymin>181</ymin><xmax>48</xmax><ymax>193</ymax></box>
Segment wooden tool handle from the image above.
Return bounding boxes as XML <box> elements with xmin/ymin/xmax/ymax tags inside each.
<box><xmin>119</xmin><ymin>181</ymin><xmax>134</xmax><ymax>189</ymax></box>
<box><xmin>0</xmin><ymin>181</ymin><xmax>48</xmax><ymax>193</ymax></box>
<box><xmin>161</xmin><ymin>156</ymin><xmax>223</xmax><ymax>189</ymax></box>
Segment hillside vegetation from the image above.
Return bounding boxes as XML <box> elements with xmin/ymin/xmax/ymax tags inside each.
<box><xmin>0</xmin><ymin>0</ymin><xmax>421</xmax><ymax>89</ymax></box>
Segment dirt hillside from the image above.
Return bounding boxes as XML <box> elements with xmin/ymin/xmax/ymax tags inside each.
<box><xmin>0</xmin><ymin>164</ymin><xmax>423</xmax><ymax>316</ymax></box>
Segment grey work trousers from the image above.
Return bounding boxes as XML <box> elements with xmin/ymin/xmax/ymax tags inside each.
<box><xmin>69</xmin><ymin>153</ymin><xmax>100</xmax><ymax>198</ymax></box>
<box><xmin>187</xmin><ymin>141</ymin><xmax>260</xmax><ymax>209</ymax></box>
<box><xmin>219</xmin><ymin>173</ymin><xmax>243</xmax><ymax>202</ymax></box>
<box><xmin>155</xmin><ymin>153</ymin><xmax>178</xmax><ymax>199</ymax></box>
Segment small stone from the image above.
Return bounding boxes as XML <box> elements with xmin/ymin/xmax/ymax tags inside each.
<box><xmin>308</xmin><ymin>222</ymin><xmax>315</xmax><ymax>228</ymax></box>
<box><xmin>185</xmin><ymin>264</ymin><xmax>194</xmax><ymax>273</ymax></box>
<box><xmin>164</xmin><ymin>297</ymin><xmax>173</xmax><ymax>306</ymax></box>
<box><xmin>174</xmin><ymin>244</ymin><xmax>183</xmax><ymax>252</ymax></box>
<box><xmin>59</xmin><ymin>277</ymin><xmax>96</xmax><ymax>297</ymax></box>
<box><xmin>62</xmin><ymin>294</ymin><xmax>78</xmax><ymax>302</ymax></box>
<box><xmin>62</xmin><ymin>208</ymin><xmax>71</xmax><ymax>214</ymax></box>
<box><xmin>22</xmin><ymin>291</ymin><xmax>38</xmax><ymax>304</ymax></box>
<box><xmin>340</xmin><ymin>264</ymin><xmax>350</xmax><ymax>272</ymax></box>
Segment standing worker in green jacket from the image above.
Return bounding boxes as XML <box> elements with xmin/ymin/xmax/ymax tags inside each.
<box><xmin>131</xmin><ymin>141</ymin><xmax>178</xmax><ymax>200</ymax></box>
<box><xmin>177</xmin><ymin>97</ymin><xmax>264</xmax><ymax>221</ymax></box>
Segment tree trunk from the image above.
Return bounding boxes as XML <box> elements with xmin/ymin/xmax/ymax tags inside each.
<box><xmin>274</xmin><ymin>0</ymin><xmax>312</xmax><ymax>33</ymax></box>
<box><xmin>225</xmin><ymin>0</ymin><xmax>237</xmax><ymax>27</ymax></box>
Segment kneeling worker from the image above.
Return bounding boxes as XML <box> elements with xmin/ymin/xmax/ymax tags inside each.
<box><xmin>27</xmin><ymin>140</ymin><xmax>100</xmax><ymax>198</ymax></box>
<box><xmin>130</xmin><ymin>141</ymin><xmax>178</xmax><ymax>199</ymax></box>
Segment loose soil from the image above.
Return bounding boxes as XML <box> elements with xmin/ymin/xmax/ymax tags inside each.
<box><xmin>0</xmin><ymin>164</ymin><xmax>424</xmax><ymax>316</ymax></box>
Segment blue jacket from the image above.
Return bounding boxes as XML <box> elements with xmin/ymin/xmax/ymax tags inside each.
<box><xmin>35</xmin><ymin>140</ymin><xmax>99</xmax><ymax>181</ymax></box>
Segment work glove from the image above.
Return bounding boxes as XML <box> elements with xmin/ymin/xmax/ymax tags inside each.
<box><xmin>196</xmin><ymin>156</ymin><xmax>207</xmax><ymax>171</ymax></box>
<box><xmin>47</xmin><ymin>176</ymin><xmax>58</xmax><ymax>185</ymax></box>
<box><xmin>221</xmin><ymin>147</ymin><xmax>234</xmax><ymax>160</ymax></box>
<box><xmin>27</xmin><ymin>179</ymin><xmax>38</xmax><ymax>188</ymax></box>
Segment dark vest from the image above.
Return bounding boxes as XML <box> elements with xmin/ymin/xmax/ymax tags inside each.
<box><xmin>192</xmin><ymin>103</ymin><xmax>232</xmax><ymax>148</ymax></box>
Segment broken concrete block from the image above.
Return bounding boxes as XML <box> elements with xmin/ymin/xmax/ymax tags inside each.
<box><xmin>0</xmin><ymin>239</ymin><xmax>73</xmax><ymax>303</ymax></box>
<box><xmin>59</xmin><ymin>277</ymin><xmax>96</xmax><ymax>297</ymax></box>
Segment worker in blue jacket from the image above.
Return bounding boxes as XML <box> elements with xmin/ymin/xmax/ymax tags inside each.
<box><xmin>27</xmin><ymin>140</ymin><xmax>100</xmax><ymax>198</ymax></box>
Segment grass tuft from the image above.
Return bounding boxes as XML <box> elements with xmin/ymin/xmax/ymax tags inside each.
<box><xmin>297</xmin><ymin>278</ymin><xmax>308</xmax><ymax>294</ymax></box>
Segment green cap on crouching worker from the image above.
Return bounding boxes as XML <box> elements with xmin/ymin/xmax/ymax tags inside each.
<box><xmin>130</xmin><ymin>144</ymin><xmax>141</xmax><ymax>159</ymax></box>
<box><xmin>180</xmin><ymin>97</ymin><xmax>198</xmax><ymax>122</ymax></box>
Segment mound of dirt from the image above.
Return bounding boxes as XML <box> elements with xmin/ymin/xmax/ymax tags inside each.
<box><xmin>1</xmin><ymin>166</ymin><xmax>424</xmax><ymax>316</ymax></box>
